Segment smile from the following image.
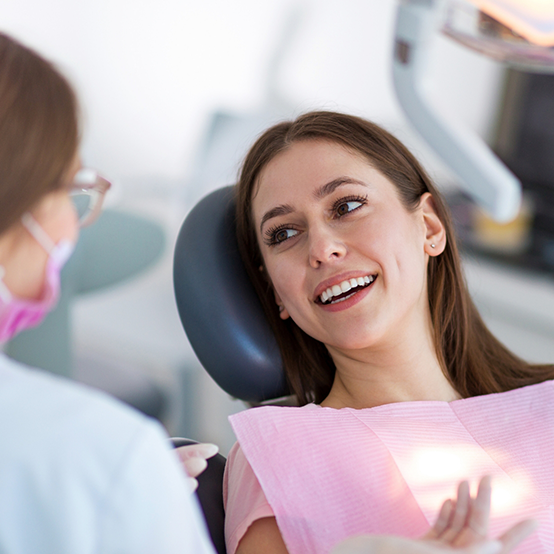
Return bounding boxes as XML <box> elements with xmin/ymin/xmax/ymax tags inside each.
<box><xmin>319</xmin><ymin>275</ymin><xmax>375</xmax><ymax>305</ymax></box>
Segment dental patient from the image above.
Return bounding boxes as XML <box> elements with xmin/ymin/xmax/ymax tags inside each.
<box><xmin>223</xmin><ymin>111</ymin><xmax>551</xmax><ymax>554</ymax></box>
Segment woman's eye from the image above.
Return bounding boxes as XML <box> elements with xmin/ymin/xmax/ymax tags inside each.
<box><xmin>336</xmin><ymin>199</ymin><xmax>363</xmax><ymax>217</ymax></box>
<box><xmin>274</xmin><ymin>228</ymin><xmax>298</xmax><ymax>244</ymax></box>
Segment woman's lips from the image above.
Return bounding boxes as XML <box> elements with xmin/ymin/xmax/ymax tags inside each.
<box><xmin>317</xmin><ymin>275</ymin><xmax>377</xmax><ymax>312</ymax></box>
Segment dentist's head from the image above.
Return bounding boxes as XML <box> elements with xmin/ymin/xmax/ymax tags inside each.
<box><xmin>0</xmin><ymin>33</ymin><xmax>109</xmax><ymax>342</ymax></box>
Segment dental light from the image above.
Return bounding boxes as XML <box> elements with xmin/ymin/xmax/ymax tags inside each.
<box><xmin>393</xmin><ymin>0</ymin><xmax>554</xmax><ymax>222</ymax></box>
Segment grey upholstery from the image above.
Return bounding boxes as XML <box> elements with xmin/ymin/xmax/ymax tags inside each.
<box><xmin>173</xmin><ymin>185</ymin><xmax>288</xmax><ymax>403</ymax></box>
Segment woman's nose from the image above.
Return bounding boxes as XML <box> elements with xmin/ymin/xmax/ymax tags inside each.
<box><xmin>307</xmin><ymin>227</ymin><xmax>346</xmax><ymax>268</ymax></box>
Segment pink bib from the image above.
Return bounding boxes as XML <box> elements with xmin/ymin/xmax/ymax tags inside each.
<box><xmin>229</xmin><ymin>381</ymin><xmax>554</xmax><ymax>554</ymax></box>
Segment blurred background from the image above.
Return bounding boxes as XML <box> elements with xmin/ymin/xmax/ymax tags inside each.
<box><xmin>4</xmin><ymin>0</ymin><xmax>554</xmax><ymax>455</ymax></box>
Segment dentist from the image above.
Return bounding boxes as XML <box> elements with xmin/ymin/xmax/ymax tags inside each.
<box><xmin>0</xmin><ymin>32</ymin><xmax>216</xmax><ymax>554</ymax></box>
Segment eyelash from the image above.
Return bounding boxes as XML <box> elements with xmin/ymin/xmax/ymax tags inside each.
<box><xmin>331</xmin><ymin>195</ymin><xmax>368</xmax><ymax>219</ymax></box>
<box><xmin>263</xmin><ymin>224</ymin><xmax>299</xmax><ymax>247</ymax></box>
<box><xmin>263</xmin><ymin>194</ymin><xmax>368</xmax><ymax>247</ymax></box>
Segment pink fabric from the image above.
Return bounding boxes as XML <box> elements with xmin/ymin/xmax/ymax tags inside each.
<box><xmin>223</xmin><ymin>442</ymin><xmax>275</xmax><ymax>554</ymax></box>
<box><xmin>227</xmin><ymin>381</ymin><xmax>554</xmax><ymax>554</ymax></box>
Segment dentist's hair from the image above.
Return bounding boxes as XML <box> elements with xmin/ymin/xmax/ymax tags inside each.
<box><xmin>236</xmin><ymin>110</ymin><xmax>554</xmax><ymax>405</ymax></box>
<box><xmin>0</xmin><ymin>33</ymin><xmax>79</xmax><ymax>236</ymax></box>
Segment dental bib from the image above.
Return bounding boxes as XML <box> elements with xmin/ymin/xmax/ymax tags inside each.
<box><xmin>227</xmin><ymin>381</ymin><xmax>554</xmax><ymax>554</ymax></box>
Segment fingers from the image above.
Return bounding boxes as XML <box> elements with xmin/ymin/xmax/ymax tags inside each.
<box><xmin>182</xmin><ymin>456</ymin><xmax>208</xmax><ymax>478</ymax></box>
<box><xmin>498</xmin><ymin>519</ymin><xmax>539</xmax><ymax>553</ymax></box>
<box><xmin>429</xmin><ymin>476</ymin><xmax>493</xmax><ymax>547</ymax></box>
<box><xmin>440</xmin><ymin>480</ymin><xmax>471</xmax><ymax>542</ymax></box>
<box><xmin>186</xmin><ymin>476</ymin><xmax>199</xmax><ymax>493</ymax></box>
<box><xmin>468</xmin><ymin>476</ymin><xmax>492</xmax><ymax>537</ymax></box>
<box><xmin>462</xmin><ymin>541</ymin><xmax>502</xmax><ymax>554</ymax></box>
<box><xmin>428</xmin><ymin>475</ymin><xmax>538</xmax><ymax>553</ymax></box>
<box><xmin>426</xmin><ymin>499</ymin><xmax>454</xmax><ymax>539</ymax></box>
<box><xmin>175</xmin><ymin>442</ymin><xmax>219</xmax><ymax>460</ymax></box>
<box><xmin>175</xmin><ymin>442</ymin><xmax>219</xmax><ymax>478</ymax></box>
<box><xmin>331</xmin><ymin>535</ymin><xmax>502</xmax><ymax>554</ymax></box>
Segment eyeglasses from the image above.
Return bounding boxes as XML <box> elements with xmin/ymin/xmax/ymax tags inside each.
<box><xmin>69</xmin><ymin>168</ymin><xmax>112</xmax><ymax>227</ymax></box>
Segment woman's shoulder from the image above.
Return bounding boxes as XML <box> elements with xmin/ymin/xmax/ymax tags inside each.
<box><xmin>224</xmin><ymin>440</ymin><xmax>275</xmax><ymax>554</ymax></box>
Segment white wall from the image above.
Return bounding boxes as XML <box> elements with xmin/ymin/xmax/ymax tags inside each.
<box><xmin>2</xmin><ymin>0</ymin><xmax>504</xmax><ymax>200</ymax></box>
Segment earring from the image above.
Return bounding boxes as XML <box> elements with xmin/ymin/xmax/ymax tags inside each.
<box><xmin>278</xmin><ymin>305</ymin><xmax>284</xmax><ymax>313</ymax></box>
<box><xmin>430</xmin><ymin>244</ymin><xmax>436</xmax><ymax>248</ymax></box>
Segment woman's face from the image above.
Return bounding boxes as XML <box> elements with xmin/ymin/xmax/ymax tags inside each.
<box><xmin>252</xmin><ymin>140</ymin><xmax>444</xmax><ymax>354</ymax></box>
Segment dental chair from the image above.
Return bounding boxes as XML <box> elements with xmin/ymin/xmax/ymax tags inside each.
<box><xmin>173</xmin><ymin>185</ymin><xmax>290</xmax><ymax>554</ymax></box>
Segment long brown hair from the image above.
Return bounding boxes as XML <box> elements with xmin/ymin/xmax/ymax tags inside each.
<box><xmin>236</xmin><ymin>110</ymin><xmax>554</xmax><ymax>405</ymax></box>
<box><xmin>0</xmin><ymin>33</ymin><xmax>79</xmax><ymax>236</ymax></box>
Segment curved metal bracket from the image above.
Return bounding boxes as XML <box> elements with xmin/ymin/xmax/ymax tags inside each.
<box><xmin>392</xmin><ymin>0</ymin><xmax>521</xmax><ymax>222</ymax></box>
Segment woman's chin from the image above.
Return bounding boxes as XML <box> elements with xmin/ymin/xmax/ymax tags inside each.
<box><xmin>325</xmin><ymin>331</ymin><xmax>385</xmax><ymax>354</ymax></box>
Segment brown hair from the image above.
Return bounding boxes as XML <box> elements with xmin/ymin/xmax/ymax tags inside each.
<box><xmin>236</xmin><ymin>110</ymin><xmax>554</xmax><ymax>405</ymax></box>
<box><xmin>0</xmin><ymin>33</ymin><xmax>79</xmax><ymax>236</ymax></box>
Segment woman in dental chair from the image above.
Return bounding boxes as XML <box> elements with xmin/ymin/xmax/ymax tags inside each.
<box><xmin>224</xmin><ymin>111</ymin><xmax>553</xmax><ymax>554</ymax></box>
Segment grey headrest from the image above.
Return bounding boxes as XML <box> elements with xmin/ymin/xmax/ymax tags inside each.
<box><xmin>173</xmin><ymin>186</ymin><xmax>288</xmax><ymax>402</ymax></box>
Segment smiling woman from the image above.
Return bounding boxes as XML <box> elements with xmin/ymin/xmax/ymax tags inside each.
<box><xmin>235</xmin><ymin>111</ymin><xmax>554</xmax><ymax>407</ymax></box>
<box><xmin>224</xmin><ymin>111</ymin><xmax>554</xmax><ymax>554</ymax></box>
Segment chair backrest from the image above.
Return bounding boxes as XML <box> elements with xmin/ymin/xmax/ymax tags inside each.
<box><xmin>173</xmin><ymin>185</ymin><xmax>288</xmax><ymax>403</ymax></box>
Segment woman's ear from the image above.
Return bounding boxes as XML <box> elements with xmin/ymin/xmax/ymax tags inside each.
<box><xmin>420</xmin><ymin>193</ymin><xmax>446</xmax><ymax>256</ymax></box>
<box><xmin>260</xmin><ymin>263</ymin><xmax>290</xmax><ymax>320</ymax></box>
<box><xmin>273</xmin><ymin>289</ymin><xmax>290</xmax><ymax>320</ymax></box>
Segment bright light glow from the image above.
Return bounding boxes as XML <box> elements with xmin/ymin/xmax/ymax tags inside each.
<box><xmin>490</xmin><ymin>474</ymin><xmax>528</xmax><ymax>514</ymax></box>
<box><xmin>403</xmin><ymin>445</ymin><xmax>534</xmax><ymax>518</ymax></box>
<box><xmin>474</xmin><ymin>0</ymin><xmax>554</xmax><ymax>46</ymax></box>
<box><xmin>409</xmin><ymin>446</ymin><xmax>471</xmax><ymax>484</ymax></box>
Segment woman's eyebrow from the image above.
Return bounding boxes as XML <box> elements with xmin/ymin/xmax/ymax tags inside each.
<box><xmin>260</xmin><ymin>204</ymin><xmax>294</xmax><ymax>233</ymax></box>
<box><xmin>259</xmin><ymin>178</ymin><xmax>369</xmax><ymax>233</ymax></box>
<box><xmin>314</xmin><ymin>177</ymin><xmax>370</xmax><ymax>200</ymax></box>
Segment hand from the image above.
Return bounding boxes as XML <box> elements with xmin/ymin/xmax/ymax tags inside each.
<box><xmin>331</xmin><ymin>476</ymin><xmax>538</xmax><ymax>554</ymax></box>
<box><xmin>331</xmin><ymin>535</ymin><xmax>504</xmax><ymax>554</ymax></box>
<box><xmin>174</xmin><ymin>442</ymin><xmax>219</xmax><ymax>492</ymax></box>
<box><xmin>424</xmin><ymin>476</ymin><xmax>537</xmax><ymax>553</ymax></box>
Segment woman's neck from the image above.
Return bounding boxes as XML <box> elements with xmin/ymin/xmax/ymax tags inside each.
<box><xmin>320</xmin><ymin>331</ymin><xmax>460</xmax><ymax>410</ymax></box>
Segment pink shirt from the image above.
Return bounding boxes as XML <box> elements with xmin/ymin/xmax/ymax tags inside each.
<box><xmin>223</xmin><ymin>442</ymin><xmax>274</xmax><ymax>554</ymax></box>
<box><xmin>224</xmin><ymin>381</ymin><xmax>554</xmax><ymax>554</ymax></box>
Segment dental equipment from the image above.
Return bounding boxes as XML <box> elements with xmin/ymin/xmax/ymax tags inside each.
<box><xmin>393</xmin><ymin>0</ymin><xmax>554</xmax><ymax>222</ymax></box>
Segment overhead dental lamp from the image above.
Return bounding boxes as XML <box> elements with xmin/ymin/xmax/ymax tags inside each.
<box><xmin>393</xmin><ymin>0</ymin><xmax>554</xmax><ymax>222</ymax></box>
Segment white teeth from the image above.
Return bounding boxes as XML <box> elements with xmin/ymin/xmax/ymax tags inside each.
<box><xmin>340</xmin><ymin>281</ymin><xmax>351</xmax><ymax>293</ymax></box>
<box><xmin>319</xmin><ymin>275</ymin><xmax>375</xmax><ymax>304</ymax></box>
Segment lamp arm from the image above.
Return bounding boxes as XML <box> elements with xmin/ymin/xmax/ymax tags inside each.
<box><xmin>393</xmin><ymin>0</ymin><xmax>521</xmax><ymax>222</ymax></box>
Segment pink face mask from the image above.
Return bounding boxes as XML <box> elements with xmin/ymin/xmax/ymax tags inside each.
<box><xmin>0</xmin><ymin>213</ymin><xmax>74</xmax><ymax>343</ymax></box>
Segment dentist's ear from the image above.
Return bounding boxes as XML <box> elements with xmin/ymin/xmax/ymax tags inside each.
<box><xmin>420</xmin><ymin>193</ymin><xmax>446</xmax><ymax>256</ymax></box>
